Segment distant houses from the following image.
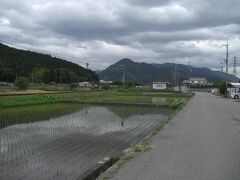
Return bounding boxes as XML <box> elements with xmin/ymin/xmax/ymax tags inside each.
<box><xmin>183</xmin><ymin>77</ymin><xmax>207</xmax><ymax>87</ymax></box>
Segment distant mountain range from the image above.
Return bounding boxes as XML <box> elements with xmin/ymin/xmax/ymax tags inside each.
<box><xmin>0</xmin><ymin>43</ymin><xmax>98</xmax><ymax>83</ymax></box>
<box><xmin>98</xmin><ymin>58</ymin><xmax>239</xmax><ymax>85</ymax></box>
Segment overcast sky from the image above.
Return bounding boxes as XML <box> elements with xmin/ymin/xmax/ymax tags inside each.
<box><xmin>0</xmin><ymin>0</ymin><xmax>240</xmax><ymax>73</ymax></box>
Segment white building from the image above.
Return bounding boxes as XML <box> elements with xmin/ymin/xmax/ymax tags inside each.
<box><xmin>152</xmin><ymin>82</ymin><xmax>167</xmax><ymax>90</ymax></box>
<box><xmin>100</xmin><ymin>80</ymin><xmax>113</xmax><ymax>84</ymax></box>
<box><xmin>79</xmin><ymin>82</ymin><xmax>93</xmax><ymax>87</ymax></box>
<box><xmin>190</xmin><ymin>77</ymin><xmax>207</xmax><ymax>86</ymax></box>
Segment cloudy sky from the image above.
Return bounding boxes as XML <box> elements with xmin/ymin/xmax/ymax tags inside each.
<box><xmin>0</xmin><ymin>0</ymin><xmax>240</xmax><ymax>73</ymax></box>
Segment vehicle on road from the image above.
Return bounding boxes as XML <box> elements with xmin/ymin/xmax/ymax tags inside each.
<box><xmin>227</xmin><ymin>83</ymin><xmax>240</xmax><ymax>99</ymax></box>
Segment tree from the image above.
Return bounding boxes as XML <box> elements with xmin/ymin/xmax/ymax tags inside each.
<box><xmin>0</xmin><ymin>43</ymin><xmax>99</xmax><ymax>83</ymax></box>
<box><xmin>125</xmin><ymin>80</ymin><xmax>139</xmax><ymax>87</ymax></box>
<box><xmin>213</xmin><ymin>81</ymin><xmax>226</xmax><ymax>95</ymax></box>
<box><xmin>15</xmin><ymin>77</ymin><xmax>29</xmax><ymax>90</ymax></box>
<box><xmin>0</xmin><ymin>67</ymin><xmax>15</xmax><ymax>82</ymax></box>
<box><xmin>31</xmin><ymin>68</ymin><xmax>50</xmax><ymax>83</ymax></box>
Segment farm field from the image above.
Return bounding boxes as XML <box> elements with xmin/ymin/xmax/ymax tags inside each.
<box><xmin>0</xmin><ymin>104</ymin><xmax>173</xmax><ymax>180</ymax></box>
<box><xmin>0</xmin><ymin>90</ymin><xmax>192</xmax><ymax>108</ymax></box>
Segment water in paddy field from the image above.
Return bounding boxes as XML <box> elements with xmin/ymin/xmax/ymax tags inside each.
<box><xmin>0</xmin><ymin>104</ymin><xmax>172</xmax><ymax>180</ymax></box>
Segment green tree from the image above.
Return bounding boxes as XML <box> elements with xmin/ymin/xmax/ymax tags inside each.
<box><xmin>32</xmin><ymin>68</ymin><xmax>50</xmax><ymax>83</ymax></box>
<box><xmin>125</xmin><ymin>80</ymin><xmax>139</xmax><ymax>87</ymax></box>
<box><xmin>214</xmin><ymin>81</ymin><xmax>226</xmax><ymax>95</ymax></box>
<box><xmin>15</xmin><ymin>77</ymin><xmax>30</xmax><ymax>89</ymax></box>
<box><xmin>0</xmin><ymin>67</ymin><xmax>15</xmax><ymax>82</ymax></box>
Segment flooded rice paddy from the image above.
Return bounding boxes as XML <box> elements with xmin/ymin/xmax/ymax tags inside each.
<box><xmin>0</xmin><ymin>104</ymin><xmax>173</xmax><ymax>180</ymax></box>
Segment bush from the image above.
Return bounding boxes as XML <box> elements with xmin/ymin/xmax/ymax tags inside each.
<box><xmin>69</xmin><ymin>83</ymin><xmax>79</xmax><ymax>90</ymax></box>
<box><xmin>213</xmin><ymin>81</ymin><xmax>226</xmax><ymax>95</ymax></box>
<box><xmin>125</xmin><ymin>80</ymin><xmax>140</xmax><ymax>87</ymax></box>
<box><xmin>101</xmin><ymin>84</ymin><xmax>111</xmax><ymax>90</ymax></box>
<box><xmin>15</xmin><ymin>77</ymin><xmax>30</xmax><ymax>90</ymax></box>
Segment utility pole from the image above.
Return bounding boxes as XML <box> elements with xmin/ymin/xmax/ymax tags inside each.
<box><xmin>119</xmin><ymin>65</ymin><xmax>126</xmax><ymax>83</ymax></box>
<box><xmin>188</xmin><ymin>60</ymin><xmax>191</xmax><ymax>90</ymax></box>
<box><xmin>112</xmin><ymin>64</ymin><xmax>126</xmax><ymax>83</ymax></box>
<box><xmin>220</xmin><ymin>41</ymin><xmax>229</xmax><ymax>95</ymax></box>
<box><xmin>175</xmin><ymin>64</ymin><xmax>177</xmax><ymax>86</ymax></box>
<box><xmin>86</xmin><ymin>62</ymin><xmax>89</xmax><ymax>69</ymax></box>
<box><xmin>232</xmin><ymin>56</ymin><xmax>238</xmax><ymax>76</ymax></box>
<box><xmin>122</xmin><ymin>67</ymin><xmax>126</xmax><ymax>83</ymax></box>
<box><xmin>59</xmin><ymin>69</ymin><xmax>62</xmax><ymax>84</ymax></box>
<box><xmin>172</xmin><ymin>71</ymin><xmax>175</xmax><ymax>85</ymax></box>
<box><xmin>220</xmin><ymin>62</ymin><xmax>224</xmax><ymax>72</ymax></box>
<box><xmin>31</xmin><ymin>73</ymin><xmax>34</xmax><ymax>83</ymax></box>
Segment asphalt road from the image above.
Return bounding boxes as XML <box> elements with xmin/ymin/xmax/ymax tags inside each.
<box><xmin>111</xmin><ymin>92</ymin><xmax>240</xmax><ymax>180</ymax></box>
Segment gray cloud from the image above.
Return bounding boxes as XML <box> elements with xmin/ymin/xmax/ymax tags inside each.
<box><xmin>0</xmin><ymin>0</ymin><xmax>240</xmax><ymax>75</ymax></box>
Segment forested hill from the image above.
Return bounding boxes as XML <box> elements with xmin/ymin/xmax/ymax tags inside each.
<box><xmin>0</xmin><ymin>43</ymin><xmax>98</xmax><ymax>83</ymax></box>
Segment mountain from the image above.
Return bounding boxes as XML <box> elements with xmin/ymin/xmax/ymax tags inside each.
<box><xmin>152</xmin><ymin>63</ymin><xmax>239</xmax><ymax>82</ymax></box>
<box><xmin>0</xmin><ymin>43</ymin><xmax>98</xmax><ymax>83</ymax></box>
<box><xmin>98</xmin><ymin>58</ymin><xmax>239</xmax><ymax>85</ymax></box>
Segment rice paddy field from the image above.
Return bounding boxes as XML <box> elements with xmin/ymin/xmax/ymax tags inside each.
<box><xmin>0</xmin><ymin>90</ymin><xmax>191</xmax><ymax>108</ymax></box>
<box><xmin>0</xmin><ymin>104</ymin><xmax>173</xmax><ymax>180</ymax></box>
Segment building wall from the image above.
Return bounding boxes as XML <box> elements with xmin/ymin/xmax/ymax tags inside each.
<box><xmin>153</xmin><ymin>83</ymin><xmax>167</xmax><ymax>90</ymax></box>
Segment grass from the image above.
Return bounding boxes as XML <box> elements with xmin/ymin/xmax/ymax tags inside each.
<box><xmin>0</xmin><ymin>94</ymin><xmax>57</xmax><ymax>108</ymax></box>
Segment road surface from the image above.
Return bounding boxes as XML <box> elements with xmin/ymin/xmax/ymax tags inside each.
<box><xmin>111</xmin><ymin>92</ymin><xmax>240</xmax><ymax>180</ymax></box>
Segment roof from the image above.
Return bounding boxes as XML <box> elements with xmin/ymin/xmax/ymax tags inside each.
<box><xmin>230</xmin><ymin>83</ymin><xmax>240</xmax><ymax>87</ymax></box>
<box><xmin>152</xmin><ymin>82</ymin><xmax>167</xmax><ymax>84</ymax></box>
<box><xmin>190</xmin><ymin>77</ymin><xmax>207</xmax><ymax>81</ymax></box>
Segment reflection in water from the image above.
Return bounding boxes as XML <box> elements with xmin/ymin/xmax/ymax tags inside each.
<box><xmin>106</xmin><ymin>105</ymin><xmax>172</xmax><ymax>119</ymax></box>
<box><xmin>0</xmin><ymin>105</ymin><xmax>172</xmax><ymax>180</ymax></box>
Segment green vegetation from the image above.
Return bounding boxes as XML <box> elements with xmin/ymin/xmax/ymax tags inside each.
<box><xmin>15</xmin><ymin>76</ymin><xmax>30</xmax><ymax>89</ymax></box>
<box><xmin>69</xmin><ymin>83</ymin><xmax>79</xmax><ymax>90</ymax></box>
<box><xmin>0</xmin><ymin>94</ymin><xmax>57</xmax><ymax>108</ymax></box>
<box><xmin>0</xmin><ymin>103</ymin><xmax>85</xmax><ymax>128</ymax></box>
<box><xmin>0</xmin><ymin>90</ymin><xmax>192</xmax><ymax>108</ymax></box>
<box><xmin>213</xmin><ymin>80</ymin><xmax>227</xmax><ymax>95</ymax></box>
<box><xmin>0</xmin><ymin>43</ymin><xmax>98</xmax><ymax>83</ymax></box>
<box><xmin>110</xmin><ymin>156</ymin><xmax>121</xmax><ymax>163</ymax></box>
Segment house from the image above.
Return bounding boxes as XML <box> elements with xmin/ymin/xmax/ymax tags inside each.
<box><xmin>152</xmin><ymin>82</ymin><xmax>168</xmax><ymax>90</ymax></box>
<box><xmin>100</xmin><ymin>80</ymin><xmax>113</xmax><ymax>84</ymax></box>
<box><xmin>182</xmin><ymin>80</ymin><xmax>190</xmax><ymax>86</ymax></box>
<box><xmin>189</xmin><ymin>77</ymin><xmax>207</xmax><ymax>86</ymax></box>
<box><xmin>79</xmin><ymin>82</ymin><xmax>93</xmax><ymax>87</ymax></box>
<box><xmin>227</xmin><ymin>83</ymin><xmax>240</xmax><ymax>99</ymax></box>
